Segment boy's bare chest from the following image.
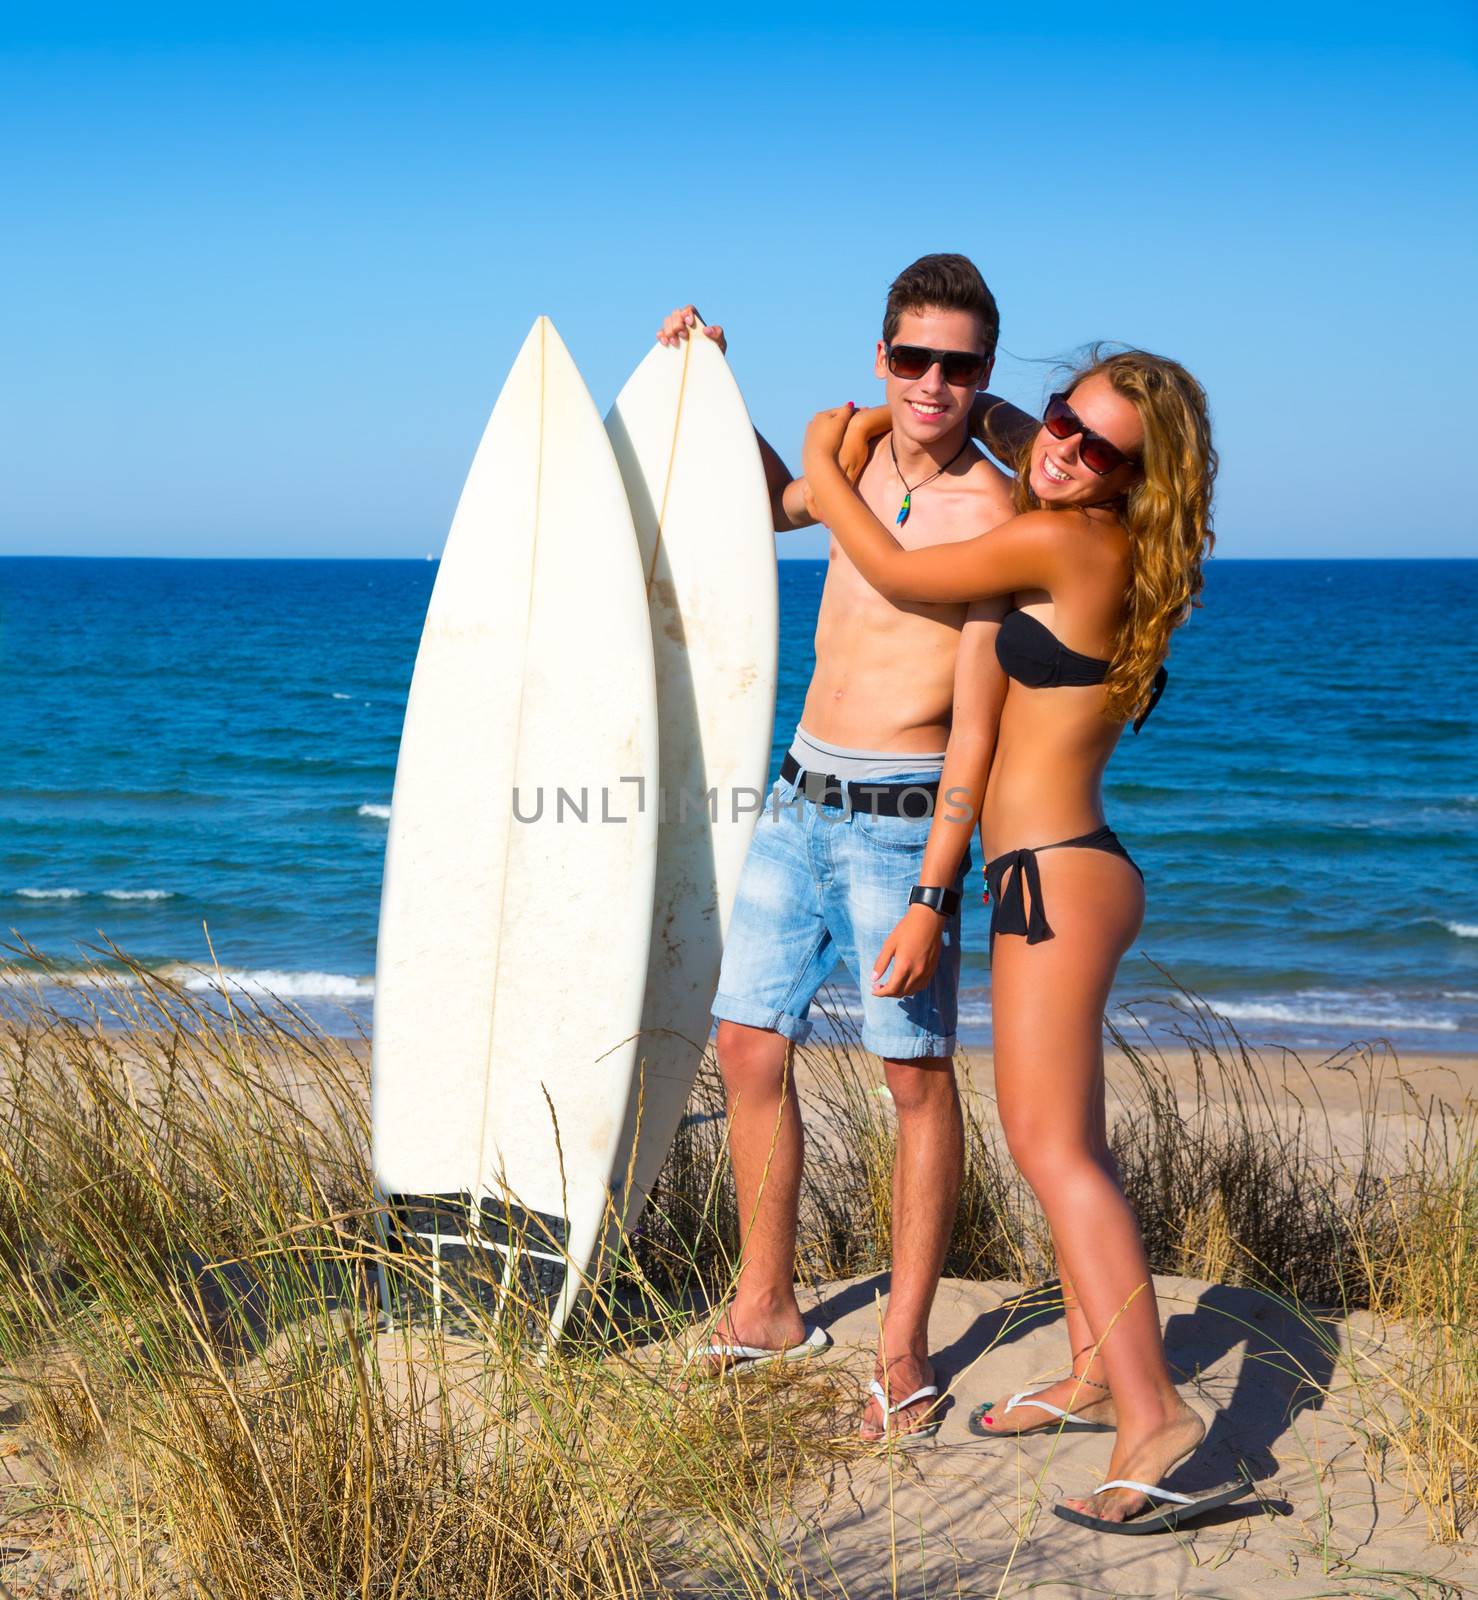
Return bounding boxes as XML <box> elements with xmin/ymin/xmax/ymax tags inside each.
<box><xmin>854</xmin><ymin>447</ymin><xmax>1009</xmax><ymax>550</ymax></box>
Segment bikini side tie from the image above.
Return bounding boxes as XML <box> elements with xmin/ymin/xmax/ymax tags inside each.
<box><xmin>984</xmin><ymin>827</ymin><xmax>1140</xmax><ymax>951</ymax></box>
<box><xmin>989</xmin><ymin>847</ymin><xmax>1053</xmax><ymax>945</ymax></box>
<box><xmin>1132</xmin><ymin>666</ymin><xmax>1169</xmax><ymax>734</ymax></box>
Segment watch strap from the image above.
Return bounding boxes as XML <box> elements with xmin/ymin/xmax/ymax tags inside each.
<box><xmin>909</xmin><ymin>884</ymin><xmax>960</xmax><ymax>917</ymax></box>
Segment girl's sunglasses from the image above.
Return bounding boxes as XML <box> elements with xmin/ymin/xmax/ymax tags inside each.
<box><xmin>1042</xmin><ymin>392</ymin><xmax>1137</xmax><ymax>476</ymax></box>
<box><xmin>884</xmin><ymin>343</ymin><xmax>990</xmax><ymax>388</ymax></box>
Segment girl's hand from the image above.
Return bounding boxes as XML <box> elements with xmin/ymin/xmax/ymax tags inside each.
<box><xmin>802</xmin><ymin>403</ymin><xmax>856</xmax><ymax>482</ymax></box>
<box><xmin>871</xmin><ymin>903</ymin><xmax>946</xmax><ymax>998</ymax></box>
<box><xmin>839</xmin><ymin>405</ymin><xmax>887</xmax><ymax>484</ymax></box>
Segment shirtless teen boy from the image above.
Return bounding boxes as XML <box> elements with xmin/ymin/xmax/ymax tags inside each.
<box><xmin>661</xmin><ymin>254</ymin><xmax>1031</xmax><ymax>1439</ymax></box>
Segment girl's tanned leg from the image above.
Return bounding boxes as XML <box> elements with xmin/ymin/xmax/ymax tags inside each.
<box><xmin>1047</xmin><ymin>1076</ymin><xmax>1119</xmax><ymax>1403</ymax></box>
<box><xmin>989</xmin><ymin>851</ymin><xmax>1201</xmax><ymax>1518</ymax></box>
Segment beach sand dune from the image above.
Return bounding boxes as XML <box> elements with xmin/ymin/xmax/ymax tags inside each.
<box><xmin>8</xmin><ymin>1269</ymin><xmax>1468</xmax><ymax>1597</ymax></box>
<box><xmin>2</xmin><ymin>1013</ymin><xmax>1474</xmax><ymax>1597</ymax></box>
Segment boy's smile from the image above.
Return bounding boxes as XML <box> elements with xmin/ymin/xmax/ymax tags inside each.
<box><xmin>875</xmin><ymin>307</ymin><xmax>993</xmax><ymax>459</ymax></box>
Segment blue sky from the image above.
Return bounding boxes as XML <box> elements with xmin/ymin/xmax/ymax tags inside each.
<box><xmin>3</xmin><ymin>4</ymin><xmax>1475</xmax><ymax>559</ymax></box>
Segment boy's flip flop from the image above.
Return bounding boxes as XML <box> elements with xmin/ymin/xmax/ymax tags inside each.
<box><xmin>864</xmin><ymin>1378</ymin><xmax>943</xmax><ymax>1446</ymax></box>
<box><xmin>686</xmin><ymin>1324</ymin><xmax>832</xmax><ymax>1376</ymax></box>
<box><xmin>968</xmin><ymin>1386</ymin><xmax>1114</xmax><ymax>1438</ymax></box>
<box><xmin>1052</xmin><ymin>1475</ymin><xmax>1254</xmax><ymax>1534</ymax></box>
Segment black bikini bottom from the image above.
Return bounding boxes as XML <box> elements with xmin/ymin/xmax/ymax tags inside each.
<box><xmin>984</xmin><ymin>825</ymin><xmax>1142</xmax><ymax>947</ymax></box>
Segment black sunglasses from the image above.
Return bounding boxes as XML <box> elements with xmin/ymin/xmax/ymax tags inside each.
<box><xmin>1042</xmin><ymin>392</ymin><xmax>1137</xmax><ymax>476</ymax></box>
<box><xmin>884</xmin><ymin>342</ymin><xmax>990</xmax><ymax>389</ymax></box>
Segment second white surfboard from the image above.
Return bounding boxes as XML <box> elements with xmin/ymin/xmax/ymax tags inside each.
<box><xmin>605</xmin><ymin>327</ymin><xmax>779</xmax><ymax>1226</ymax></box>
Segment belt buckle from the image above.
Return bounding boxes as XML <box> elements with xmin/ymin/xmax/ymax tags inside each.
<box><xmin>800</xmin><ymin>767</ymin><xmax>839</xmax><ymax>810</ymax></box>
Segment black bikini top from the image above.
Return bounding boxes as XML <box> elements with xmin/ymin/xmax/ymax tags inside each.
<box><xmin>995</xmin><ymin>609</ymin><xmax>1167</xmax><ymax>732</ymax></box>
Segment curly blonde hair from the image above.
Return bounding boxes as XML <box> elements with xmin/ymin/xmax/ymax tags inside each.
<box><xmin>1014</xmin><ymin>346</ymin><xmax>1217</xmax><ymax>724</ymax></box>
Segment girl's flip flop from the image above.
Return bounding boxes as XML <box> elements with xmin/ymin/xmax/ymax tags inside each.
<box><xmin>686</xmin><ymin>1324</ymin><xmax>832</xmax><ymax>1376</ymax></box>
<box><xmin>968</xmin><ymin>1386</ymin><xmax>1114</xmax><ymax>1438</ymax></box>
<box><xmin>1052</xmin><ymin>1475</ymin><xmax>1254</xmax><ymax>1534</ymax></box>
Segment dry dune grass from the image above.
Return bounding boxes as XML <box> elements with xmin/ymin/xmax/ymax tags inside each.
<box><xmin>0</xmin><ymin>950</ymin><xmax>1473</xmax><ymax>1596</ymax></box>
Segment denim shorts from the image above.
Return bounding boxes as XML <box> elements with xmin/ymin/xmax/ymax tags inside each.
<box><xmin>712</xmin><ymin>770</ymin><xmax>969</xmax><ymax>1059</ymax></box>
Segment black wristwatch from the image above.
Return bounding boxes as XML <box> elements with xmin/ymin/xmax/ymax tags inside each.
<box><xmin>909</xmin><ymin>884</ymin><xmax>960</xmax><ymax>917</ymax></box>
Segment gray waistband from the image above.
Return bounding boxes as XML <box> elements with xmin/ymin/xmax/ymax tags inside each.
<box><xmin>788</xmin><ymin>726</ymin><xmax>947</xmax><ymax>784</ymax></box>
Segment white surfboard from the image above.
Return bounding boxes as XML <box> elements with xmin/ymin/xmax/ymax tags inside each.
<box><xmin>372</xmin><ymin>316</ymin><xmax>659</xmax><ymax>1337</ymax></box>
<box><xmin>604</xmin><ymin>326</ymin><xmax>778</xmax><ymax>1231</ymax></box>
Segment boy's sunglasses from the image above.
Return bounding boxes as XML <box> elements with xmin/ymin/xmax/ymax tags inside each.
<box><xmin>1042</xmin><ymin>392</ymin><xmax>1137</xmax><ymax>476</ymax></box>
<box><xmin>884</xmin><ymin>343</ymin><xmax>990</xmax><ymax>388</ymax></box>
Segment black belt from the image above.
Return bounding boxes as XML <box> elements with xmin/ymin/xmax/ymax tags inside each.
<box><xmin>779</xmin><ymin>752</ymin><xmax>940</xmax><ymax>818</ymax></box>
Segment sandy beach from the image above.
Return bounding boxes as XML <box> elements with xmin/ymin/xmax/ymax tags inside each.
<box><xmin>780</xmin><ymin>1036</ymin><xmax>1478</xmax><ymax>1178</ymax></box>
<box><xmin>752</xmin><ymin>1270</ymin><xmax>1476</xmax><ymax>1597</ymax></box>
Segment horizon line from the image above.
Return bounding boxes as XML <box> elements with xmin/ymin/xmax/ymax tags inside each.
<box><xmin>3</xmin><ymin>552</ymin><xmax>1475</xmax><ymax>564</ymax></box>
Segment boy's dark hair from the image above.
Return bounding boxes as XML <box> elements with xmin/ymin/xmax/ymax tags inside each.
<box><xmin>882</xmin><ymin>253</ymin><xmax>999</xmax><ymax>358</ymax></box>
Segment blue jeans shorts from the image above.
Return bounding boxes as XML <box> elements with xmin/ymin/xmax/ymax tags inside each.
<box><xmin>712</xmin><ymin>769</ymin><xmax>969</xmax><ymax>1059</ymax></box>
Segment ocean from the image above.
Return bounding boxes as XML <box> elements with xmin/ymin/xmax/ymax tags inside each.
<box><xmin>4</xmin><ymin>556</ymin><xmax>1476</xmax><ymax>1053</ymax></box>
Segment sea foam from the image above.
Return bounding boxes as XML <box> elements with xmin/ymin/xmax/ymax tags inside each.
<box><xmin>0</xmin><ymin>967</ymin><xmax>106</xmax><ymax>988</ymax></box>
<box><xmin>167</xmin><ymin>966</ymin><xmax>374</xmax><ymax>1000</ymax></box>
<box><xmin>1</xmin><ymin>964</ymin><xmax>373</xmax><ymax>1004</ymax></box>
<box><xmin>11</xmin><ymin>887</ymin><xmax>175</xmax><ymax>902</ymax></box>
<box><xmin>1446</xmin><ymin>921</ymin><xmax>1478</xmax><ymax>939</ymax></box>
<box><xmin>358</xmin><ymin>803</ymin><xmax>391</xmax><ymax>820</ymax></box>
<box><xmin>1198</xmin><ymin>991</ymin><xmax>1458</xmax><ymax>1033</ymax></box>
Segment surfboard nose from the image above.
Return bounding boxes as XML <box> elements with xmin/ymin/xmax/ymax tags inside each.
<box><xmin>519</xmin><ymin>313</ymin><xmax>570</xmax><ymax>356</ymax></box>
<box><xmin>511</xmin><ymin>316</ymin><xmax>597</xmax><ymax>412</ymax></box>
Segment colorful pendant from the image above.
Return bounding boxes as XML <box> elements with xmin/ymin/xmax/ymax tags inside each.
<box><xmin>890</xmin><ymin>434</ymin><xmax>969</xmax><ymax>529</ymax></box>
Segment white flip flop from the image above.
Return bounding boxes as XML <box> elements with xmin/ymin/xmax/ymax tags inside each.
<box><xmin>865</xmin><ymin>1378</ymin><xmax>942</xmax><ymax>1446</ymax></box>
<box><xmin>1053</xmin><ymin>1474</ymin><xmax>1254</xmax><ymax>1534</ymax></box>
<box><xmin>969</xmin><ymin>1384</ymin><xmax>1114</xmax><ymax>1438</ymax></box>
<box><xmin>686</xmin><ymin>1323</ymin><xmax>832</xmax><ymax>1376</ymax></box>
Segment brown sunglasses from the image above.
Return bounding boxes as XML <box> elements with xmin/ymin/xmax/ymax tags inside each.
<box><xmin>885</xmin><ymin>342</ymin><xmax>991</xmax><ymax>389</ymax></box>
<box><xmin>1043</xmin><ymin>392</ymin><xmax>1138</xmax><ymax>475</ymax></box>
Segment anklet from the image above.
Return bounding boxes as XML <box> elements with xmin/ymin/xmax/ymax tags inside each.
<box><xmin>1070</xmin><ymin>1347</ymin><xmax>1110</xmax><ymax>1390</ymax></box>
